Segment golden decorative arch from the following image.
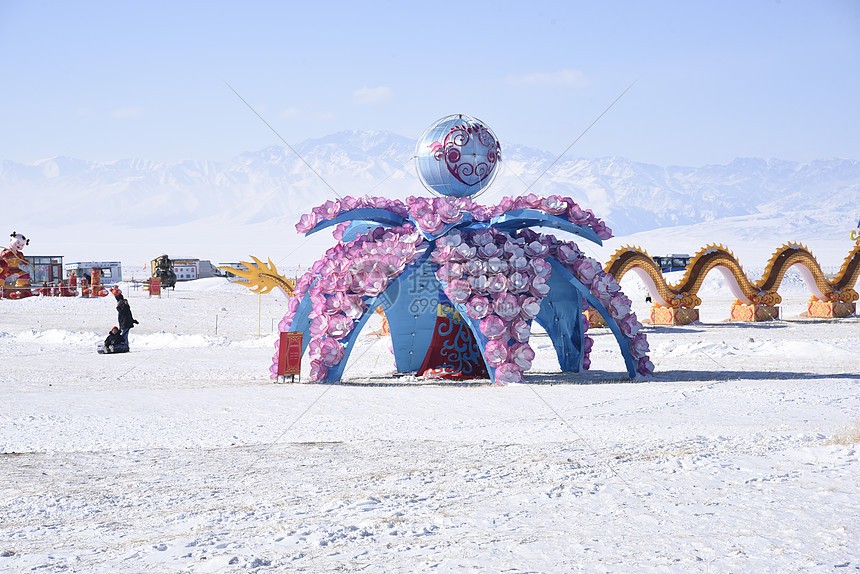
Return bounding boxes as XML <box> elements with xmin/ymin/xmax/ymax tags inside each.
<box><xmin>605</xmin><ymin>242</ymin><xmax>860</xmax><ymax>308</ymax></box>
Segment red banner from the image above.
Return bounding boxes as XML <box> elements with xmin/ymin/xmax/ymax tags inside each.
<box><xmin>149</xmin><ymin>277</ymin><xmax>162</xmax><ymax>296</ymax></box>
<box><xmin>278</xmin><ymin>331</ymin><xmax>303</xmax><ymax>377</ymax></box>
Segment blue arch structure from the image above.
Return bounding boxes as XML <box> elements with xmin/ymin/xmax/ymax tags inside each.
<box><xmin>292</xmin><ymin>211</ymin><xmax>638</xmax><ymax>383</ymax></box>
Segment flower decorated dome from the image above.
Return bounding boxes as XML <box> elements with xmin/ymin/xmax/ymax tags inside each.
<box><xmin>415</xmin><ymin>114</ymin><xmax>501</xmax><ymax>198</ymax></box>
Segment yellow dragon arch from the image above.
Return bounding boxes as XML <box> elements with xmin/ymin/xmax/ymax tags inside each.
<box><xmin>605</xmin><ymin>242</ymin><xmax>860</xmax><ymax>308</ymax></box>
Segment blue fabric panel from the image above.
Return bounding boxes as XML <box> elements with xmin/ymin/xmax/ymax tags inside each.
<box><xmin>535</xmin><ymin>271</ymin><xmax>584</xmax><ymax>372</ymax></box>
<box><xmin>287</xmin><ymin>283</ymin><xmax>316</xmax><ymax>356</ymax></box>
<box><xmin>377</xmin><ymin>247</ymin><xmax>440</xmax><ymax>372</ymax></box>
<box><xmin>547</xmin><ymin>259</ymin><xmax>638</xmax><ymax>378</ymax></box>
<box><xmin>305</xmin><ymin>208</ymin><xmax>405</xmax><ymax>236</ymax></box>
<box><xmin>491</xmin><ymin>209</ymin><xmax>603</xmax><ymax>246</ymax></box>
<box><xmin>338</xmin><ymin>221</ymin><xmax>386</xmax><ymax>242</ymax></box>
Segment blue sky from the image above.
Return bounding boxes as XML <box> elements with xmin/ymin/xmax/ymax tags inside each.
<box><xmin>1</xmin><ymin>0</ymin><xmax>858</xmax><ymax>166</ymax></box>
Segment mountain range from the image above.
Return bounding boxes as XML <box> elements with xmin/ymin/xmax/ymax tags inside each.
<box><xmin>2</xmin><ymin>130</ymin><xmax>858</xmax><ymax>269</ymax></box>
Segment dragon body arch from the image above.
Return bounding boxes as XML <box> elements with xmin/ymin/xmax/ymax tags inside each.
<box><xmin>605</xmin><ymin>242</ymin><xmax>860</xmax><ymax>311</ymax></box>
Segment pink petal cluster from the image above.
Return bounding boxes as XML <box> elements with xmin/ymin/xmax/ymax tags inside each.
<box><xmin>431</xmin><ymin>228</ymin><xmax>557</xmax><ymax>384</ymax></box>
<box><xmin>294</xmin><ymin>194</ymin><xmax>613</xmax><ymax>242</ymax></box>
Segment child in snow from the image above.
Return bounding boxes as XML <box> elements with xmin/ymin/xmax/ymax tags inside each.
<box><xmin>102</xmin><ymin>326</ymin><xmax>128</xmax><ymax>354</ymax></box>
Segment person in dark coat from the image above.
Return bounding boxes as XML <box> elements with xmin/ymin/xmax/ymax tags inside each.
<box><xmin>115</xmin><ymin>293</ymin><xmax>139</xmax><ymax>349</ymax></box>
<box><xmin>103</xmin><ymin>326</ymin><xmax>127</xmax><ymax>353</ymax></box>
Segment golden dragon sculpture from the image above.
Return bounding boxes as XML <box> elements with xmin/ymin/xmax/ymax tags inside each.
<box><xmin>217</xmin><ymin>257</ymin><xmax>296</xmax><ymax>296</ymax></box>
<box><xmin>605</xmin><ymin>242</ymin><xmax>860</xmax><ymax>309</ymax></box>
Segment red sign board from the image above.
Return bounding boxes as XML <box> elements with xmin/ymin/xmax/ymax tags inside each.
<box><xmin>149</xmin><ymin>277</ymin><xmax>162</xmax><ymax>296</ymax></box>
<box><xmin>278</xmin><ymin>331</ymin><xmax>303</xmax><ymax>377</ymax></box>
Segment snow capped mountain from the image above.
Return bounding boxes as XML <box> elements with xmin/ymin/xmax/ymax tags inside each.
<box><xmin>2</xmin><ymin>130</ymin><xmax>858</xmax><ymax>267</ymax></box>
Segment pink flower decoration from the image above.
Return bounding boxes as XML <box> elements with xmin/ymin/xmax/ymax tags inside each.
<box><xmin>363</xmin><ymin>270</ymin><xmax>388</xmax><ymax>297</ymax></box>
<box><xmin>484</xmin><ymin>339</ymin><xmax>509</xmax><ymax>367</ymax></box>
<box><xmin>486</xmin><ymin>274</ymin><xmax>508</xmax><ymax>296</ymax></box>
<box><xmin>541</xmin><ymin>195</ymin><xmax>568</xmax><ymax>215</ymax></box>
<box><xmin>493</xmin><ymin>293</ymin><xmax>521</xmax><ymax>320</ymax></box>
<box><xmin>509</xmin><ymin>255</ymin><xmax>529</xmax><ymax>272</ymax></box>
<box><xmin>436</xmin><ymin>200</ymin><xmax>463</xmax><ymax>224</ymax></box>
<box><xmin>524</xmin><ymin>241</ymin><xmax>549</xmax><ymax>258</ymax></box>
<box><xmin>584</xmin><ymin>336</ymin><xmax>594</xmax><ymax>355</ymax></box>
<box><xmin>479</xmin><ymin>314</ymin><xmax>507</xmax><ymax>339</ymax></box>
<box><xmin>522</xmin><ymin>193</ymin><xmax>542</xmax><ymax>209</ymax></box>
<box><xmin>608</xmin><ymin>294</ymin><xmax>632</xmax><ymax>319</ymax></box>
<box><xmin>332</xmin><ymin>221</ymin><xmax>350</xmax><ymax>241</ymax></box>
<box><xmin>504</xmin><ymin>240</ymin><xmax>525</xmax><ymax>258</ymax></box>
<box><xmin>568</xmin><ymin>203</ymin><xmax>590</xmax><ymax>224</ymax></box>
<box><xmin>340</xmin><ymin>195</ymin><xmax>362</xmax><ymax>211</ymax></box>
<box><xmin>471</xmin><ymin>205</ymin><xmax>493</xmax><ymax>221</ymax></box>
<box><xmin>593</xmin><ymin>220</ymin><xmax>612</xmax><ymax>240</ymax></box>
<box><xmin>319</xmin><ymin>273</ymin><xmax>339</xmax><ymax>293</ymax></box>
<box><xmin>468</xmin><ymin>275</ymin><xmax>489</xmax><ymax>293</ymax></box>
<box><xmin>591</xmin><ymin>274</ymin><xmax>615</xmax><ymax>305</ymax></box>
<box><xmin>341</xmin><ymin>294</ymin><xmax>366</xmax><ymax>319</ymax></box>
<box><xmin>465</xmin><ymin>259</ymin><xmax>487</xmax><ymax>276</ymax></box>
<box><xmin>408</xmin><ymin>197</ymin><xmax>432</xmax><ymax>219</ymax></box>
<box><xmin>555</xmin><ymin>243</ymin><xmax>581</xmax><ymax>264</ymax></box>
<box><xmin>572</xmin><ymin>259</ymin><xmax>598</xmax><ymax>285</ymax></box>
<box><xmin>307</xmin><ymin>338</ymin><xmax>323</xmax><ymax>360</ymax></box>
<box><xmin>510</xmin><ymin>342</ymin><xmax>535</xmax><ymax>370</ymax></box>
<box><xmin>436</xmin><ymin>262</ymin><xmax>464</xmax><ymax>283</ymax></box>
<box><xmin>478</xmin><ymin>242</ymin><xmax>502</xmax><ymax>259</ymax></box>
<box><xmin>324</xmin><ymin>292</ymin><xmax>345</xmax><ymax>315</ymax></box>
<box><xmin>582</xmin><ymin>356</ymin><xmax>591</xmax><ymax>371</ymax></box>
<box><xmin>416</xmin><ymin>212</ymin><xmax>444</xmax><ymax>234</ymax></box>
<box><xmin>494</xmin><ymin>362</ymin><xmax>523</xmax><ymax>384</ymax></box>
<box><xmin>510</xmin><ymin>318</ymin><xmax>531</xmax><ymax>342</ymax></box>
<box><xmin>296</xmin><ymin>212</ymin><xmax>319</xmax><ymax>234</ymax></box>
<box><xmin>451</xmin><ymin>242</ymin><xmax>476</xmax><ymax>261</ymax></box>
<box><xmin>530</xmin><ymin>258</ymin><xmax>552</xmax><ymax>278</ymax></box>
<box><xmin>349</xmin><ymin>270</ymin><xmax>367</xmax><ymax>294</ymax></box>
<box><xmin>320</xmin><ymin>337</ymin><xmax>345</xmax><ymax>367</ymax></box>
<box><xmin>529</xmin><ymin>276</ymin><xmax>550</xmax><ymax>298</ymax></box>
<box><xmin>431</xmin><ymin>247</ymin><xmax>453</xmax><ymax>265</ymax></box>
<box><xmin>444</xmin><ymin>279</ymin><xmax>472</xmax><ymax>304</ymax></box>
<box><xmin>494</xmin><ymin>196</ymin><xmax>514</xmax><ymax>215</ymax></box>
<box><xmin>471</xmin><ymin>230</ymin><xmax>495</xmax><ymax>246</ymax></box>
<box><xmin>327</xmin><ymin>313</ymin><xmax>354</xmax><ymax>340</ymax></box>
<box><xmin>519</xmin><ymin>296</ymin><xmax>542</xmax><ymax>320</ymax></box>
<box><xmin>508</xmin><ymin>272</ymin><xmax>530</xmax><ymax>293</ymax></box>
<box><xmin>637</xmin><ymin>357</ymin><xmax>655</xmax><ymax>376</ymax></box>
<box><xmin>309</xmin><ymin>315</ymin><xmax>330</xmax><ymax>339</ymax></box>
<box><xmin>436</xmin><ymin>232</ymin><xmax>462</xmax><ymax>248</ymax></box>
<box><xmin>487</xmin><ymin>257</ymin><xmax>508</xmax><ymax>275</ymax></box>
<box><xmin>466</xmin><ymin>295</ymin><xmax>492</xmax><ymax>320</ymax></box>
<box><xmin>309</xmin><ymin>359</ymin><xmax>328</xmax><ymax>381</ymax></box>
<box><xmin>629</xmin><ymin>332</ymin><xmax>650</xmax><ymax>358</ymax></box>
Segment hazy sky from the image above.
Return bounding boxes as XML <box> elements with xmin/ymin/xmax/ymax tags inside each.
<box><xmin>2</xmin><ymin>0</ymin><xmax>858</xmax><ymax>166</ymax></box>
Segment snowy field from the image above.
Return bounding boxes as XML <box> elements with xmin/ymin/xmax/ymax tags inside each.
<box><xmin>1</xmin><ymin>276</ymin><xmax>859</xmax><ymax>572</ymax></box>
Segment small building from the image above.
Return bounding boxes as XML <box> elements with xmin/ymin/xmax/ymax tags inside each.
<box><xmin>65</xmin><ymin>261</ymin><xmax>123</xmax><ymax>284</ymax></box>
<box><xmin>170</xmin><ymin>258</ymin><xmax>219</xmax><ymax>282</ymax></box>
<box><xmin>26</xmin><ymin>255</ymin><xmax>64</xmax><ymax>285</ymax></box>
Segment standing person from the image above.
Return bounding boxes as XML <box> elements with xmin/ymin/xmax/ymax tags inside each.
<box><xmin>115</xmin><ymin>293</ymin><xmax>139</xmax><ymax>350</ymax></box>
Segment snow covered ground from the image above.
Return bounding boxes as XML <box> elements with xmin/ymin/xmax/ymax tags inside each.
<box><xmin>1</xmin><ymin>276</ymin><xmax>858</xmax><ymax>572</ymax></box>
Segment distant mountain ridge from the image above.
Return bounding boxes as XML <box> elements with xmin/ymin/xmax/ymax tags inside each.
<box><xmin>3</xmin><ymin>130</ymin><xmax>858</xmax><ymax>238</ymax></box>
